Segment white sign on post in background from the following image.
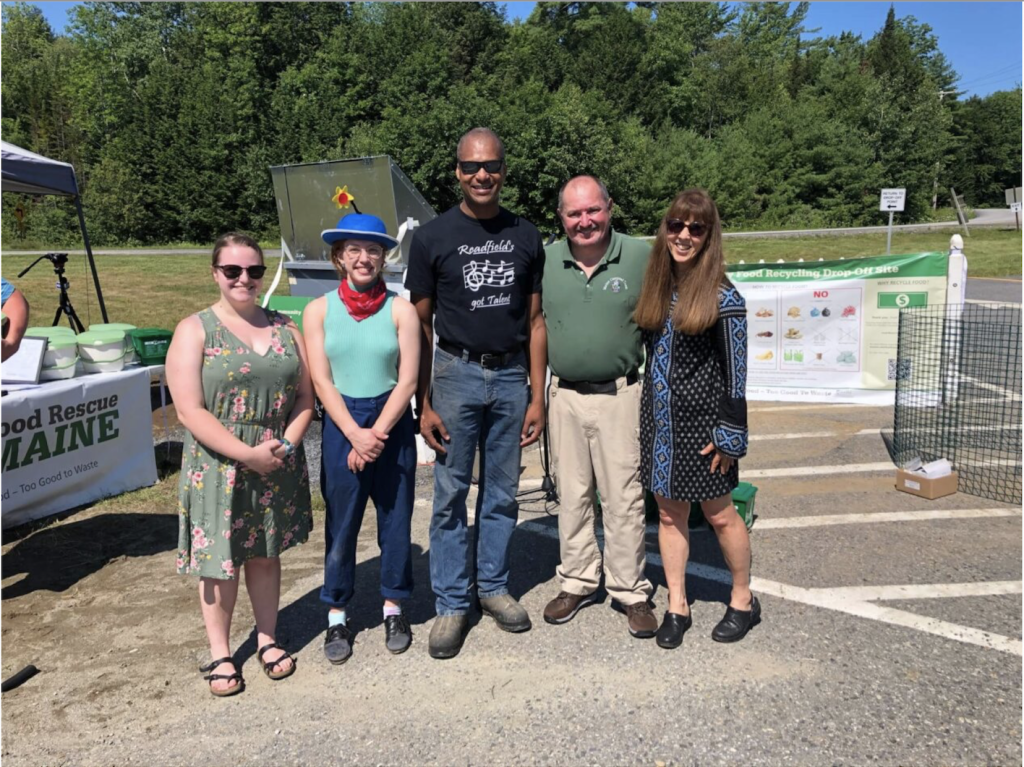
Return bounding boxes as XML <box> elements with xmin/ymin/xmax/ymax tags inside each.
<box><xmin>879</xmin><ymin>188</ymin><xmax>907</xmax><ymax>212</ymax></box>
<box><xmin>879</xmin><ymin>188</ymin><xmax>906</xmax><ymax>255</ymax></box>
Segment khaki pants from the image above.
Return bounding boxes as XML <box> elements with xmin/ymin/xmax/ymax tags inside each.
<box><xmin>548</xmin><ymin>376</ymin><xmax>652</xmax><ymax>605</ymax></box>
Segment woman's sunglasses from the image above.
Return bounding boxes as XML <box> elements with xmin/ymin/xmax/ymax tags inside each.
<box><xmin>665</xmin><ymin>219</ymin><xmax>708</xmax><ymax>238</ymax></box>
<box><xmin>215</xmin><ymin>264</ymin><xmax>267</xmax><ymax>280</ymax></box>
<box><xmin>458</xmin><ymin>159</ymin><xmax>504</xmax><ymax>175</ymax></box>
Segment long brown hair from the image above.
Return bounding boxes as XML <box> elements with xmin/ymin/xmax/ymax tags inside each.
<box><xmin>633</xmin><ymin>189</ymin><xmax>727</xmax><ymax>335</ymax></box>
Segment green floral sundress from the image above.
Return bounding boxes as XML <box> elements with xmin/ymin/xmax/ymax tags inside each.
<box><xmin>176</xmin><ymin>308</ymin><xmax>313</xmax><ymax>580</ymax></box>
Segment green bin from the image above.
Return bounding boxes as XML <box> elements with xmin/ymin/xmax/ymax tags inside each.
<box><xmin>127</xmin><ymin>328</ymin><xmax>173</xmax><ymax>366</ymax></box>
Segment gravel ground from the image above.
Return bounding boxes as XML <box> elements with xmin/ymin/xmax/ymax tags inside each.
<box><xmin>2</xmin><ymin>402</ymin><xmax>1020</xmax><ymax>766</ymax></box>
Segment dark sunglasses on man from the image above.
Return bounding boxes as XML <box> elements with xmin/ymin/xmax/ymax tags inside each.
<box><xmin>458</xmin><ymin>159</ymin><xmax>504</xmax><ymax>175</ymax></box>
<box><xmin>215</xmin><ymin>264</ymin><xmax>267</xmax><ymax>280</ymax></box>
<box><xmin>665</xmin><ymin>219</ymin><xmax>708</xmax><ymax>238</ymax></box>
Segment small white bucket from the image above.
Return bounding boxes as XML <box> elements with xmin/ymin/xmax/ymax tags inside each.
<box><xmin>81</xmin><ymin>356</ymin><xmax>126</xmax><ymax>375</ymax></box>
<box><xmin>76</xmin><ymin>330</ymin><xmax>126</xmax><ymax>363</ymax></box>
<box><xmin>39</xmin><ymin>357</ymin><xmax>79</xmax><ymax>381</ymax></box>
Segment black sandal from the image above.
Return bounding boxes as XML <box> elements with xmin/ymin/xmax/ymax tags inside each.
<box><xmin>257</xmin><ymin>642</ymin><xmax>297</xmax><ymax>680</ymax></box>
<box><xmin>199</xmin><ymin>657</ymin><xmax>244</xmax><ymax>697</ymax></box>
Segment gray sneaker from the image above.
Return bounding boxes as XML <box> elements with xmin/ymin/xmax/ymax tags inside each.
<box><xmin>479</xmin><ymin>594</ymin><xmax>532</xmax><ymax>633</ymax></box>
<box><xmin>324</xmin><ymin>623</ymin><xmax>353</xmax><ymax>665</ymax></box>
<box><xmin>428</xmin><ymin>614</ymin><xmax>468</xmax><ymax>659</ymax></box>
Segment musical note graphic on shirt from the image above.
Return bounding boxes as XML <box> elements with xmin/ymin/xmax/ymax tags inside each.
<box><xmin>462</xmin><ymin>260</ymin><xmax>515</xmax><ymax>293</ymax></box>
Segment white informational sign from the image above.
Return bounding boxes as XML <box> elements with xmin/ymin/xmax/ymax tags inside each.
<box><xmin>1</xmin><ymin>337</ymin><xmax>46</xmax><ymax>384</ymax></box>
<box><xmin>879</xmin><ymin>188</ymin><xmax>907</xmax><ymax>212</ymax></box>
<box><xmin>729</xmin><ymin>252</ymin><xmax>949</xmax><ymax>404</ymax></box>
<box><xmin>1004</xmin><ymin>187</ymin><xmax>1022</xmax><ymax>206</ymax></box>
<box><xmin>1</xmin><ymin>366</ymin><xmax>157</xmax><ymax>527</ymax></box>
<box><xmin>1010</xmin><ymin>202</ymin><xmax>1022</xmax><ymax>213</ymax></box>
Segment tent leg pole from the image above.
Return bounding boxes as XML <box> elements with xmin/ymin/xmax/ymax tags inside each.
<box><xmin>75</xmin><ymin>196</ymin><xmax>109</xmax><ymax>323</ymax></box>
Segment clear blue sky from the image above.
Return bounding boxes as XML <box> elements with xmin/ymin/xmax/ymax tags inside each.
<box><xmin>12</xmin><ymin>1</ymin><xmax>1022</xmax><ymax>97</ymax></box>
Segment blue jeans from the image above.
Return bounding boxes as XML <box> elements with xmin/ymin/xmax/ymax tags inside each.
<box><xmin>320</xmin><ymin>391</ymin><xmax>416</xmax><ymax>609</ymax></box>
<box><xmin>429</xmin><ymin>347</ymin><xmax>528</xmax><ymax>616</ymax></box>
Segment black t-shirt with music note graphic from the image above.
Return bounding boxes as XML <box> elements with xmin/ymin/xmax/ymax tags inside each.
<box><xmin>405</xmin><ymin>205</ymin><xmax>545</xmax><ymax>354</ymax></box>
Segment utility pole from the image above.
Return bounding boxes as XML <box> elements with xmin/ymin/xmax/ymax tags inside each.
<box><xmin>931</xmin><ymin>89</ymin><xmax>958</xmax><ymax>210</ymax></box>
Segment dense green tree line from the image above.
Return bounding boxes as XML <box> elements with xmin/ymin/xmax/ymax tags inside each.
<box><xmin>2</xmin><ymin>1</ymin><xmax>1020</xmax><ymax>246</ymax></box>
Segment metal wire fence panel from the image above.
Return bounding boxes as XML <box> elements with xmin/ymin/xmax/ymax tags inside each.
<box><xmin>893</xmin><ymin>303</ymin><xmax>1022</xmax><ymax>504</ymax></box>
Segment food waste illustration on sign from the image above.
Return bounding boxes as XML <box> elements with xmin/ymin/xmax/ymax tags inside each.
<box><xmin>728</xmin><ymin>252</ymin><xmax>949</xmax><ymax>404</ymax></box>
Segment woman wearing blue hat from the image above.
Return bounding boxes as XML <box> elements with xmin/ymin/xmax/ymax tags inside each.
<box><xmin>303</xmin><ymin>212</ymin><xmax>421</xmax><ymax>663</ymax></box>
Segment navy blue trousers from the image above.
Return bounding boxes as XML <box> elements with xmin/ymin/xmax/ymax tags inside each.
<box><xmin>320</xmin><ymin>391</ymin><xmax>416</xmax><ymax>609</ymax></box>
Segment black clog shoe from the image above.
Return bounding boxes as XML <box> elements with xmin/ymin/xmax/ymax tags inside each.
<box><xmin>656</xmin><ymin>611</ymin><xmax>693</xmax><ymax>649</ymax></box>
<box><xmin>711</xmin><ymin>596</ymin><xmax>761</xmax><ymax>643</ymax></box>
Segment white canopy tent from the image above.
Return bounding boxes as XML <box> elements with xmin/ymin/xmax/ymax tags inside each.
<box><xmin>0</xmin><ymin>141</ymin><xmax>108</xmax><ymax>322</ymax></box>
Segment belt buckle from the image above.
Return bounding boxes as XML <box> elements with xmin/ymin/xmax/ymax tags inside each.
<box><xmin>479</xmin><ymin>353</ymin><xmax>498</xmax><ymax>368</ymax></box>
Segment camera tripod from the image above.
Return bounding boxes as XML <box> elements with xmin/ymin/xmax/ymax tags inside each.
<box><xmin>18</xmin><ymin>252</ymin><xmax>86</xmax><ymax>333</ymax></box>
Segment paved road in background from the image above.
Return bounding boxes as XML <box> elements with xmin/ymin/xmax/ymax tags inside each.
<box><xmin>3</xmin><ymin>210</ymin><xmax>1018</xmax><ymax>257</ymax></box>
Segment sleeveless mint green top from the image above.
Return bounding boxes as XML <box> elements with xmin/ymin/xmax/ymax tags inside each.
<box><xmin>323</xmin><ymin>287</ymin><xmax>399</xmax><ymax>398</ymax></box>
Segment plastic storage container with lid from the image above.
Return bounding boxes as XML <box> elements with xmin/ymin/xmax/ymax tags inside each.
<box><xmin>127</xmin><ymin>328</ymin><xmax>173</xmax><ymax>366</ymax></box>
<box><xmin>89</xmin><ymin>323</ymin><xmax>137</xmax><ymax>363</ymax></box>
<box><xmin>76</xmin><ymin>329</ymin><xmax>127</xmax><ymax>373</ymax></box>
<box><xmin>25</xmin><ymin>326</ymin><xmax>81</xmax><ymax>373</ymax></box>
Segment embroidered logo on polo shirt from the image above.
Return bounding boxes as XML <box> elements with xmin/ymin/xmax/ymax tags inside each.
<box><xmin>603</xmin><ymin>277</ymin><xmax>628</xmax><ymax>293</ymax></box>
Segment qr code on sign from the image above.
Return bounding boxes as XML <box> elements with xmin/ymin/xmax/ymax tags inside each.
<box><xmin>888</xmin><ymin>358</ymin><xmax>912</xmax><ymax>380</ymax></box>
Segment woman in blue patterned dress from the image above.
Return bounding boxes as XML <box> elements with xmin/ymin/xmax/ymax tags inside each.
<box><xmin>633</xmin><ymin>189</ymin><xmax>758</xmax><ymax>650</ymax></box>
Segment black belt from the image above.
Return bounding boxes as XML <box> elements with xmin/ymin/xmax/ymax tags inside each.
<box><xmin>438</xmin><ymin>340</ymin><xmax>519</xmax><ymax>369</ymax></box>
<box><xmin>557</xmin><ymin>371</ymin><xmax>638</xmax><ymax>395</ymax></box>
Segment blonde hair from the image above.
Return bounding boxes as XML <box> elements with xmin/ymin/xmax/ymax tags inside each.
<box><xmin>633</xmin><ymin>189</ymin><xmax>728</xmax><ymax>335</ymax></box>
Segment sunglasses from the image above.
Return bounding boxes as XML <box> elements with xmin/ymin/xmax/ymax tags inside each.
<box><xmin>665</xmin><ymin>219</ymin><xmax>708</xmax><ymax>238</ymax></box>
<box><xmin>215</xmin><ymin>264</ymin><xmax>267</xmax><ymax>280</ymax></box>
<box><xmin>458</xmin><ymin>159</ymin><xmax>504</xmax><ymax>175</ymax></box>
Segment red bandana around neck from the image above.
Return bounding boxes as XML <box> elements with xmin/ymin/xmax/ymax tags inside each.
<box><xmin>339</xmin><ymin>279</ymin><xmax>386</xmax><ymax>321</ymax></box>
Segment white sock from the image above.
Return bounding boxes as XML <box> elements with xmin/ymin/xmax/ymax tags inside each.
<box><xmin>383</xmin><ymin>604</ymin><xmax>402</xmax><ymax>618</ymax></box>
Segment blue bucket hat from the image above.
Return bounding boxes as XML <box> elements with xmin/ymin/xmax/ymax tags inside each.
<box><xmin>321</xmin><ymin>212</ymin><xmax>399</xmax><ymax>250</ymax></box>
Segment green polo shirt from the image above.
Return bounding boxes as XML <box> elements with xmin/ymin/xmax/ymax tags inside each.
<box><xmin>542</xmin><ymin>229</ymin><xmax>650</xmax><ymax>381</ymax></box>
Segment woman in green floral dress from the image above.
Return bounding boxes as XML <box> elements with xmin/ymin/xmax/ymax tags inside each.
<box><xmin>167</xmin><ymin>232</ymin><xmax>314</xmax><ymax>697</ymax></box>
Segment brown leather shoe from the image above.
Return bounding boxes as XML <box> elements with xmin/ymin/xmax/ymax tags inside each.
<box><xmin>543</xmin><ymin>591</ymin><xmax>598</xmax><ymax>625</ymax></box>
<box><xmin>626</xmin><ymin>601</ymin><xmax>658</xmax><ymax>638</ymax></box>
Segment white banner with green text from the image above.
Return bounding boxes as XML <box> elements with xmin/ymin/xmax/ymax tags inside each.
<box><xmin>728</xmin><ymin>252</ymin><xmax>949</xmax><ymax>404</ymax></box>
<box><xmin>1</xmin><ymin>367</ymin><xmax>157</xmax><ymax>527</ymax></box>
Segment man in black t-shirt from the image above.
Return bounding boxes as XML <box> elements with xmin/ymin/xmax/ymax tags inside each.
<box><xmin>405</xmin><ymin>127</ymin><xmax>547</xmax><ymax>659</ymax></box>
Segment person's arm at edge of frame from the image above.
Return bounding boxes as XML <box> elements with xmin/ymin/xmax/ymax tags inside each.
<box><xmin>301</xmin><ymin>297</ymin><xmax>386</xmax><ymax>464</ymax></box>
<box><xmin>520</xmin><ymin>291</ymin><xmax>547</xmax><ymax>447</ymax></box>
<box><xmin>274</xmin><ymin>316</ymin><xmax>315</xmax><ymax>458</ymax></box>
<box><xmin>1</xmin><ymin>289</ymin><xmax>30</xmax><ymax>362</ymax></box>
<box><xmin>372</xmin><ymin>296</ymin><xmax>420</xmax><ymax>437</ymax></box>
<box><xmin>165</xmin><ymin>314</ymin><xmax>283</xmax><ymax>475</ymax></box>
<box><xmin>411</xmin><ymin>293</ymin><xmax>449</xmax><ymax>454</ymax></box>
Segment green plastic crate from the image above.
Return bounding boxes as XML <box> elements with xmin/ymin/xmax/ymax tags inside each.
<box><xmin>128</xmin><ymin>328</ymin><xmax>173</xmax><ymax>366</ymax></box>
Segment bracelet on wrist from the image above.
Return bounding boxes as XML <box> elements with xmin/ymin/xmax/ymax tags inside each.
<box><xmin>279</xmin><ymin>437</ymin><xmax>295</xmax><ymax>456</ymax></box>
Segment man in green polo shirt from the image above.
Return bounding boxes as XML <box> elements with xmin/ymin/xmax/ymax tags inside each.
<box><xmin>541</xmin><ymin>175</ymin><xmax>657</xmax><ymax>638</ymax></box>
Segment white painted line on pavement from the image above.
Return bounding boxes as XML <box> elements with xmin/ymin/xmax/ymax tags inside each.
<box><xmin>751</xmin><ymin>423</ymin><xmax>1020</xmax><ymax>442</ymax></box>
<box><xmin>743</xmin><ymin>462</ymin><xmax>894</xmax><ymax>478</ymax></box>
<box><xmin>751</xmin><ymin>507</ymin><xmax>1022</xmax><ymax>529</ymax></box>
<box><xmin>751</xmin><ymin>576</ymin><xmax>1023</xmax><ymax>656</ymax></box>
<box><xmin>960</xmin><ymin>373</ymin><xmax>1022</xmax><ymax>402</ymax></box>
<box><xmin>750</xmin><ymin>403</ymin><xmax>884</xmax><ymax>413</ymax></box>
<box><xmin>821</xmin><ymin>581</ymin><xmax>1022</xmax><ymax>601</ymax></box>
<box><xmin>750</xmin><ymin>428</ymin><xmax>880</xmax><ymax>441</ymax></box>
<box><xmin>516</xmin><ymin>516</ymin><xmax>1023</xmax><ymax>656</ymax></box>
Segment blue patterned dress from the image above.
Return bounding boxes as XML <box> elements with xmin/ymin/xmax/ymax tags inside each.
<box><xmin>640</xmin><ymin>283</ymin><xmax>748</xmax><ymax>502</ymax></box>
